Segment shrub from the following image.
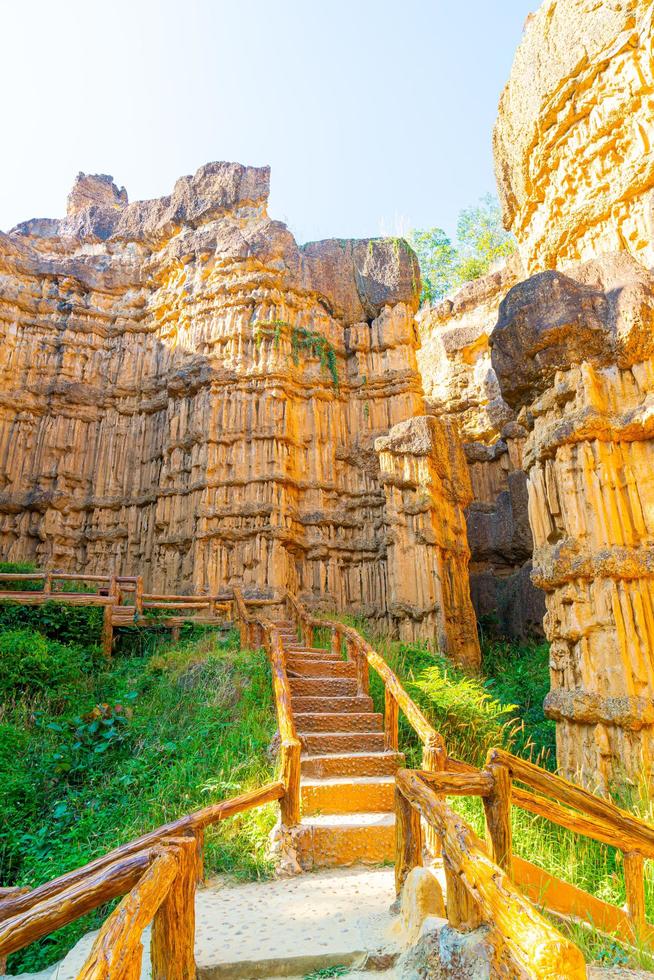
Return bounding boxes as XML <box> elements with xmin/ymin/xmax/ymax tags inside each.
<box><xmin>0</xmin><ymin>629</ymin><xmax>89</xmax><ymax>698</ymax></box>
<box><xmin>0</xmin><ymin>601</ymin><xmax>103</xmax><ymax>649</ymax></box>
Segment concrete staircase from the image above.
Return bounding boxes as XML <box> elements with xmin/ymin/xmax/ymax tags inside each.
<box><xmin>275</xmin><ymin>620</ymin><xmax>405</xmax><ymax>869</ymax></box>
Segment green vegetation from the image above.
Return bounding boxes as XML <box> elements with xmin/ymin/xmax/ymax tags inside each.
<box><xmin>254</xmin><ymin>319</ymin><xmax>339</xmax><ymax>388</ymax></box>
<box><xmin>408</xmin><ymin>193</ymin><xmax>516</xmax><ymax>304</ymax></box>
<box><xmin>1</xmin><ymin>596</ymin><xmax>276</xmax><ymax>972</ymax></box>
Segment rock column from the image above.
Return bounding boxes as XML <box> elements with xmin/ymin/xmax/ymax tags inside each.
<box><xmin>491</xmin><ymin>256</ymin><xmax>654</xmax><ymax>791</ymax></box>
<box><xmin>376</xmin><ymin>415</ymin><xmax>481</xmax><ymax>668</ymax></box>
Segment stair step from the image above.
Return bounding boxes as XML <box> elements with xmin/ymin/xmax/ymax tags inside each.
<box><xmin>302</xmin><ymin>776</ymin><xmax>395</xmax><ymax>815</ymax></box>
<box><xmin>301</xmin><ymin>750</ymin><xmax>404</xmax><ymax>778</ymax></box>
<box><xmin>295</xmin><ymin>812</ymin><xmax>395</xmax><ymax>869</ymax></box>
<box><xmin>287</xmin><ymin>659</ymin><xmax>356</xmax><ymax>678</ymax></box>
<box><xmin>284</xmin><ymin>647</ymin><xmax>341</xmax><ymax>659</ymax></box>
<box><xmin>291</xmin><ymin>695</ymin><xmax>374</xmax><ymax>713</ymax></box>
<box><xmin>290</xmin><ymin>677</ymin><xmax>358</xmax><ymax>697</ymax></box>
<box><xmin>301</xmin><ymin>732</ymin><xmax>385</xmax><ymax>754</ymax></box>
<box><xmin>295</xmin><ymin>712</ymin><xmax>383</xmax><ymax>733</ymax></box>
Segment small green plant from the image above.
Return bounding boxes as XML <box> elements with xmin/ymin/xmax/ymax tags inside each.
<box><xmin>303</xmin><ymin>967</ymin><xmax>349</xmax><ymax>980</ymax></box>
<box><xmin>290</xmin><ymin>326</ymin><xmax>338</xmax><ymax>387</ymax></box>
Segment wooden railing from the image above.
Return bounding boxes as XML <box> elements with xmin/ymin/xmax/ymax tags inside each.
<box><xmin>397</xmin><ymin>752</ymin><xmax>654</xmax><ymax>965</ymax></box>
<box><xmin>284</xmin><ymin>590</ymin><xmax>654</xmax><ymax>965</ymax></box>
<box><xmin>395</xmin><ymin>770</ymin><xmax>586</xmax><ymax>978</ymax></box>
<box><xmin>284</xmin><ymin>589</ymin><xmax>447</xmax><ymax>773</ymax></box>
<box><xmin>0</xmin><ymin>783</ymin><xmax>284</xmax><ymax>978</ymax></box>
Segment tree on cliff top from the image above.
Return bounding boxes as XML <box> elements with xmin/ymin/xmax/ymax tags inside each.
<box><xmin>408</xmin><ymin>193</ymin><xmax>516</xmax><ymax>304</ymax></box>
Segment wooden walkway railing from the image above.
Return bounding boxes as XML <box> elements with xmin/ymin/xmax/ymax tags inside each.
<box><xmin>284</xmin><ymin>589</ymin><xmax>654</xmax><ymax>971</ymax></box>
<box><xmin>395</xmin><ymin>770</ymin><xmax>587</xmax><ymax>978</ymax></box>
<box><xmin>4</xmin><ymin>581</ymin><xmax>654</xmax><ymax>975</ymax></box>
<box><xmin>0</xmin><ymin>783</ymin><xmax>284</xmax><ymax>978</ymax></box>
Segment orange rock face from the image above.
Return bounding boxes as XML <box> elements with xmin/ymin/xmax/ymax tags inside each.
<box><xmin>492</xmin><ymin>253</ymin><xmax>654</xmax><ymax>790</ymax></box>
<box><xmin>0</xmin><ymin>164</ymin><xmax>479</xmax><ymax>662</ymax></box>
<box><xmin>494</xmin><ymin>0</ymin><xmax>654</xmax><ymax>274</ymax></box>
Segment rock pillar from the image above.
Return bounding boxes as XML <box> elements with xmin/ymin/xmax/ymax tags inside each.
<box><xmin>491</xmin><ymin>254</ymin><xmax>654</xmax><ymax>791</ymax></box>
<box><xmin>376</xmin><ymin>416</ymin><xmax>481</xmax><ymax>669</ymax></box>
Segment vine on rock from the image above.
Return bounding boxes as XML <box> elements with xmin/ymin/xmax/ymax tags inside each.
<box><xmin>253</xmin><ymin>320</ymin><xmax>339</xmax><ymax>388</ymax></box>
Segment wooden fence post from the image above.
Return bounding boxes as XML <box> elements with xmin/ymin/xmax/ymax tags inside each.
<box><xmin>303</xmin><ymin>619</ymin><xmax>314</xmax><ymax>648</ymax></box>
<box><xmin>351</xmin><ymin>643</ymin><xmax>369</xmax><ymax>695</ymax></box>
<box><xmin>443</xmin><ymin>857</ymin><xmax>483</xmax><ymax>932</ymax></box>
<box><xmin>280</xmin><ymin>739</ymin><xmax>301</xmax><ymax>826</ymax></box>
<box><xmin>395</xmin><ymin>785</ymin><xmax>423</xmax><ymax>895</ymax></box>
<box><xmin>483</xmin><ymin>760</ymin><xmax>513</xmax><ymax>875</ymax></box>
<box><xmin>331</xmin><ymin>628</ymin><xmax>341</xmax><ymax>658</ymax></box>
<box><xmin>385</xmin><ymin>689</ymin><xmax>399</xmax><ymax>751</ymax></box>
<box><xmin>151</xmin><ymin>837</ymin><xmax>197</xmax><ymax>980</ymax></box>
<box><xmin>135</xmin><ymin>576</ymin><xmax>144</xmax><ymax>617</ymax></box>
<box><xmin>101</xmin><ymin>604</ymin><xmax>114</xmax><ymax>663</ymax></box>
<box><xmin>624</xmin><ymin>851</ymin><xmax>646</xmax><ymax>937</ymax></box>
<box><xmin>422</xmin><ymin>737</ymin><xmax>446</xmax><ymax>857</ymax></box>
<box><xmin>43</xmin><ymin>572</ymin><xmax>52</xmax><ymax>596</ymax></box>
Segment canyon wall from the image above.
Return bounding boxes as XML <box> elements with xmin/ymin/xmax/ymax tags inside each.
<box><xmin>416</xmin><ymin>258</ymin><xmax>545</xmax><ymax>639</ymax></box>
<box><xmin>0</xmin><ymin>164</ymin><xmax>479</xmax><ymax>664</ymax></box>
<box><xmin>492</xmin><ymin>0</ymin><xmax>654</xmax><ymax>788</ymax></box>
<box><xmin>494</xmin><ymin>0</ymin><xmax>654</xmax><ymax>274</ymax></box>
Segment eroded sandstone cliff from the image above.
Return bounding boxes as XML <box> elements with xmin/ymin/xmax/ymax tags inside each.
<box><xmin>494</xmin><ymin>0</ymin><xmax>654</xmax><ymax>274</ymax></box>
<box><xmin>0</xmin><ymin>163</ymin><xmax>480</xmax><ymax>664</ymax></box>
<box><xmin>491</xmin><ymin>253</ymin><xmax>654</xmax><ymax>790</ymax></box>
<box><xmin>416</xmin><ymin>257</ymin><xmax>545</xmax><ymax>639</ymax></box>
<box><xmin>491</xmin><ymin>0</ymin><xmax>654</xmax><ymax>790</ymax></box>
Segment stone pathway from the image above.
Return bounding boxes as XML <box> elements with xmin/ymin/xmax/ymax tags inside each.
<box><xmin>4</xmin><ymin>868</ymin><xmax>399</xmax><ymax>980</ymax></box>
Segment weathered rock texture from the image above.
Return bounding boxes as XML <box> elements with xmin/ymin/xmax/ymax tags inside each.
<box><xmin>416</xmin><ymin>259</ymin><xmax>545</xmax><ymax>639</ymax></box>
<box><xmin>494</xmin><ymin>0</ymin><xmax>654</xmax><ymax>274</ymax></box>
<box><xmin>491</xmin><ymin>252</ymin><xmax>654</xmax><ymax>790</ymax></box>
<box><xmin>0</xmin><ymin>164</ymin><xmax>479</xmax><ymax>660</ymax></box>
<box><xmin>376</xmin><ymin>416</ymin><xmax>480</xmax><ymax>666</ymax></box>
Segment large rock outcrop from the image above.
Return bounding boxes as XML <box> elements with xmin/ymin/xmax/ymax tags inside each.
<box><xmin>416</xmin><ymin>258</ymin><xmax>545</xmax><ymax>639</ymax></box>
<box><xmin>492</xmin><ymin>0</ymin><xmax>654</xmax><ymax>790</ymax></box>
<box><xmin>494</xmin><ymin>0</ymin><xmax>654</xmax><ymax>274</ymax></box>
<box><xmin>491</xmin><ymin>252</ymin><xmax>654</xmax><ymax>790</ymax></box>
<box><xmin>0</xmin><ymin>164</ymin><xmax>479</xmax><ymax>663</ymax></box>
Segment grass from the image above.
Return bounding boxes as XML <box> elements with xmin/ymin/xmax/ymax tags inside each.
<box><xmin>315</xmin><ymin>613</ymin><xmax>654</xmax><ymax>970</ymax></box>
<box><xmin>1</xmin><ymin>625</ymin><xmax>277</xmax><ymax>972</ymax></box>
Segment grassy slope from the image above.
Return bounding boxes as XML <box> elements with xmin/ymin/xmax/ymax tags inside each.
<box><xmin>1</xmin><ymin>626</ymin><xmax>276</xmax><ymax>972</ymax></box>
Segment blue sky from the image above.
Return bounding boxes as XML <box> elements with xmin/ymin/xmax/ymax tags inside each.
<box><xmin>1</xmin><ymin>0</ymin><xmax>534</xmax><ymax>242</ymax></box>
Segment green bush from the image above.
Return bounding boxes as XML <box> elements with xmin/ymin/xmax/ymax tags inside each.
<box><xmin>0</xmin><ymin>600</ymin><xmax>103</xmax><ymax>648</ymax></box>
<box><xmin>0</xmin><ymin>629</ymin><xmax>90</xmax><ymax>698</ymax></box>
<box><xmin>2</xmin><ymin>626</ymin><xmax>275</xmax><ymax>973</ymax></box>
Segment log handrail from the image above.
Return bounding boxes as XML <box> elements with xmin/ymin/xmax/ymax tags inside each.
<box><xmin>395</xmin><ymin>769</ymin><xmax>586</xmax><ymax>978</ymax></box>
<box><xmin>77</xmin><ymin>837</ymin><xmax>197</xmax><ymax>980</ymax></box>
<box><xmin>284</xmin><ymin>590</ymin><xmax>445</xmax><ymax>757</ymax></box>
<box><xmin>0</xmin><ymin>784</ymin><xmax>281</xmax><ymax>972</ymax></box>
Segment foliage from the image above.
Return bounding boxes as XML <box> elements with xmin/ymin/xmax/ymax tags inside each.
<box><xmin>0</xmin><ymin>628</ymin><xmax>91</xmax><ymax>699</ymax></box>
<box><xmin>406</xmin><ymin>228</ymin><xmax>458</xmax><ymax>305</ymax></box>
<box><xmin>2</xmin><ymin>627</ymin><xmax>276</xmax><ymax>972</ymax></box>
<box><xmin>408</xmin><ymin>193</ymin><xmax>516</xmax><ymax>303</ymax></box>
<box><xmin>482</xmin><ymin>637</ymin><xmax>556</xmax><ymax>768</ymax></box>
<box><xmin>303</xmin><ymin>968</ymin><xmax>349</xmax><ymax>980</ymax></box>
<box><xmin>0</xmin><ymin>600</ymin><xmax>103</xmax><ymax>649</ymax></box>
<box><xmin>291</xmin><ymin>326</ymin><xmax>339</xmax><ymax>388</ymax></box>
<box><xmin>254</xmin><ymin>319</ymin><xmax>339</xmax><ymax>387</ymax></box>
<box><xmin>0</xmin><ymin>560</ymin><xmax>42</xmax><ymax>591</ymax></box>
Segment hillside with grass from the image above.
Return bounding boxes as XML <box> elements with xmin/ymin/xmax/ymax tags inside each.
<box><xmin>0</xmin><ymin>577</ymin><xmax>277</xmax><ymax>973</ymax></box>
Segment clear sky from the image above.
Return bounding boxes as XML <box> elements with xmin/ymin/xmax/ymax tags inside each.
<box><xmin>1</xmin><ymin>0</ymin><xmax>534</xmax><ymax>243</ymax></box>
